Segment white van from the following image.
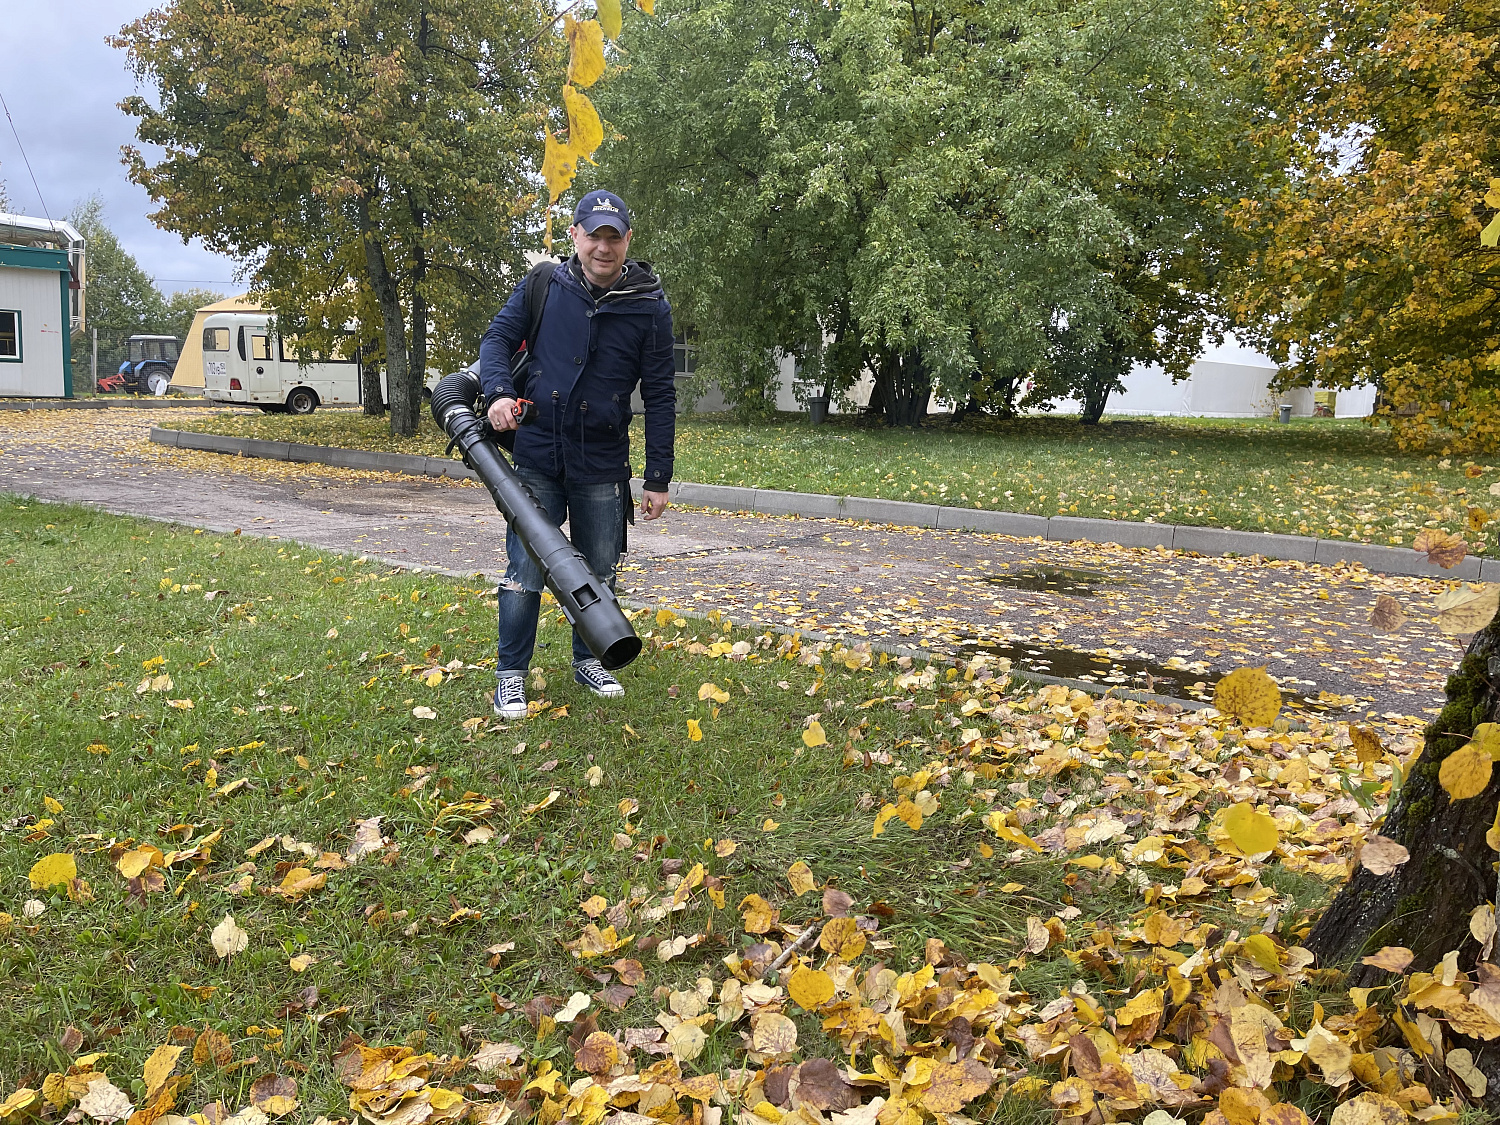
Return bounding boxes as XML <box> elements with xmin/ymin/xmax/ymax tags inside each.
<box><xmin>200</xmin><ymin>311</ymin><xmax>378</xmax><ymax>414</ymax></box>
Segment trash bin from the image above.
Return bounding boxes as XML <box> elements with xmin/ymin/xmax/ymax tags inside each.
<box><xmin>1278</xmin><ymin>404</ymin><xmax>1293</xmax><ymax>424</ymax></box>
<box><xmin>807</xmin><ymin>396</ymin><xmax>830</xmax><ymax>425</ymax></box>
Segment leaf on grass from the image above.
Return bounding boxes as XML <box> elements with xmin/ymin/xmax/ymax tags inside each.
<box><xmin>1213</xmin><ymin>667</ymin><xmax>1281</xmax><ymax>727</ymax></box>
<box><xmin>802</xmin><ymin>720</ymin><xmax>828</xmax><ymax>747</ymax></box>
<box><xmin>819</xmin><ymin>917</ymin><xmax>866</xmax><ymax>959</ymax></box>
<box><xmin>714</xmin><ymin>838</ymin><xmax>737</xmax><ymax>857</ymax></box>
<box><xmin>822</xmin><ymin>888</ymin><xmax>854</xmax><ymax>917</ymax></box>
<box><xmin>787</xmin><ymin>861</ymin><xmax>815</xmax><ymax>896</ymax></box>
<box><xmin>1359</xmin><ymin>834</ymin><xmax>1410</xmax><ymax>875</ymax></box>
<box><xmin>1023</xmin><ymin>916</ymin><xmax>1050</xmax><ymax>955</ymax></box>
<box><xmin>787</xmin><ymin>966</ymin><xmax>836</xmax><ymax>1010</ymax></box>
<box><xmin>1447</xmin><ymin>1047</ymin><xmax>1489</xmax><ymax>1097</ymax></box>
<box><xmin>751</xmin><ymin>1012</ymin><xmax>798</xmax><ymax>1056</ymax></box>
<box><xmin>1414</xmin><ymin>528</ymin><xmax>1469</xmax><ymax>568</ymax></box>
<box><xmin>211</xmin><ymin>914</ymin><xmax>248</xmax><ymax>959</ymax></box>
<box><xmin>920</xmin><ymin>1060</ymin><xmax>993</xmax><ymax>1113</ymax></box>
<box><xmin>555</xmin><ymin>992</ymin><xmax>591</xmax><ymax>1023</ymax></box>
<box><xmin>142</xmin><ymin>1044</ymin><xmax>183</xmax><ymax>1096</ymax></box>
<box><xmin>739</xmin><ymin>894</ymin><xmax>776</xmax><ymax>934</ymax></box>
<box><xmin>698</xmin><ymin>682</ymin><xmax>730</xmax><ymax>704</ymax></box>
<box><xmin>249</xmin><ymin>1074</ymin><xmax>298</xmax><ymax>1116</ymax></box>
<box><xmin>795</xmin><ymin>1059</ymin><xmax>859</xmax><ymax>1112</ymax></box>
<box><xmin>686</xmin><ymin>719</ymin><xmax>702</xmax><ymax>742</ymax></box>
<box><xmin>1223</xmin><ymin>802</ymin><xmax>1279</xmax><ymax>855</ymax></box>
<box><xmin>289</xmin><ymin>954</ymin><xmax>317</xmax><ymax>973</ymax></box>
<box><xmin>77</xmin><ymin>1078</ymin><xmax>132</xmax><ymax>1122</ymax></box>
<box><xmin>984</xmin><ymin>812</ymin><xmax>1041</xmax><ymax>851</ymax></box>
<box><xmin>411</xmin><ymin>706</ymin><xmax>437</xmax><ymax>720</ymax></box>
<box><xmin>1351</xmin><ymin>725</ymin><xmax>1384</xmax><ymax>762</ymax></box>
<box><xmin>193</xmin><ymin>1027</ymin><xmax>232</xmax><ymax>1068</ymax></box>
<box><xmin>1439</xmin><ymin>742</ymin><xmax>1493</xmax><ymax>800</ymax></box>
<box><xmin>1435</xmin><ymin>584</ymin><xmax>1500</xmax><ymax>635</ymax></box>
<box><xmin>1368</xmin><ymin>594</ymin><xmax>1406</xmax><ymax>633</ymax></box>
<box><xmin>1328</xmin><ymin>1093</ymin><xmax>1407</xmax><ymax>1125</ymax></box>
<box><xmin>28</xmin><ymin>853</ymin><xmax>76</xmax><ymax>890</ymax></box>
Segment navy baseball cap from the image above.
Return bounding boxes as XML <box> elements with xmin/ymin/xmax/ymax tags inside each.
<box><xmin>574</xmin><ymin>189</ymin><xmax>631</xmax><ymax>234</ymax></box>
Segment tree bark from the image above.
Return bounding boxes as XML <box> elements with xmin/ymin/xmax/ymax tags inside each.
<box><xmin>361</xmin><ymin>348</ymin><xmax>385</xmax><ymax>416</ymax></box>
<box><xmin>1079</xmin><ymin>377</ymin><xmax>1113</xmax><ymax>425</ymax></box>
<box><xmin>1306</xmin><ymin>616</ymin><xmax>1500</xmax><ymax>983</ymax></box>
<box><xmin>876</xmin><ymin>349</ymin><xmax>931</xmax><ymax>427</ymax></box>
<box><xmin>357</xmin><ymin>196</ymin><xmax>415</xmax><ymax>437</ymax></box>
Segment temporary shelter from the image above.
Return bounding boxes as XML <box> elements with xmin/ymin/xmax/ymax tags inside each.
<box><xmin>0</xmin><ymin>213</ymin><xmax>86</xmax><ymax>398</ymax></box>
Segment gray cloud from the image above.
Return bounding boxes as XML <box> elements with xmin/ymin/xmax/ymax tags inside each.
<box><xmin>1</xmin><ymin>0</ymin><xmax>244</xmax><ymax>298</ymax></box>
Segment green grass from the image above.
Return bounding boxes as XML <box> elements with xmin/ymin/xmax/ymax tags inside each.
<box><xmin>3</xmin><ymin>497</ymin><xmax>1207</xmax><ymax>1114</ymax></box>
<box><xmin>174</xmin><ymin>409</ymin><xmax>1500</xmax><ymax>555</ymax></box>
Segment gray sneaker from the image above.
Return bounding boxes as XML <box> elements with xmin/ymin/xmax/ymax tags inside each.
<box><xmin>493</xmin><ymin>675</ymin><xmax>528</xmax><ymax>719</ymax></box>
<box><xmin>573</xmin><ymin>658</ymin><xmax>624</xmax><ymax>699</ymax></box>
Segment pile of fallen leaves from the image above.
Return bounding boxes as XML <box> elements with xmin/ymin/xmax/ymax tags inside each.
<box><xmin>7</xmin><ymin>632</ymin><xmax>1494</xmax><ymax>1125</ymax></box>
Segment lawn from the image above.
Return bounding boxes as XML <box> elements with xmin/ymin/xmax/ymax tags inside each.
<box><xmin>0</xmin><ymin>496</ymin><xmax>1463</xmax><ymax>1125</ymax></box>
<box><xmin>174</xmin><ymin>409</ymin><xmax>1500</xmax><ymax>556</ymax></box>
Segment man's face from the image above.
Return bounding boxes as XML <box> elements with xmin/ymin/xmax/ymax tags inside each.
<box><xmin>571</xmin><ymin>223</ymin><xmax>632</xmax><ymax>287</ymax></box>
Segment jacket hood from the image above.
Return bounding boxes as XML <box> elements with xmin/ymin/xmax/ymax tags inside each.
<box><xmin>566</xmin><ymin>255</ymin><xmax>663</xmax><ymax>303</ymax></box>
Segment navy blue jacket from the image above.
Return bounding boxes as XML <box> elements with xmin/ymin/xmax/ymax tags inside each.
<box><xmin>477</xmin><ymin>257</ymin><xmax>676</xmax><ymax>490</ymax></box>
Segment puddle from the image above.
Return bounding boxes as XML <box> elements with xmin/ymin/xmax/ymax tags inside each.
<box><xmin>983</xmin><ymin>567</ymin><xmax>1115</xmax><ymax>597</ymax></box>
<box><xmin>956</xmin><ymin>638</ymin><xmax>1349</xmax><ymax>713</ymax></box>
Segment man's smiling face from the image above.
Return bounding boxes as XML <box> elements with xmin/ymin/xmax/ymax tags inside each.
<box><xmin>571</xmin><ymin>223</ymin><xmax>632</xmax><ymax>288</ymax></box>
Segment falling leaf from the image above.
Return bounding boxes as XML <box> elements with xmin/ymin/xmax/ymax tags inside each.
<box><xmin>249</xmin><ymin>1074</ymin><xmax>298</xmax><ymax>1116</ymax></box>
<box><xmin>596</xmin><ymin>0</ymin><xmax>623</xmax><ymax>39</ymax></box>
<box><xmin>802</xmin><ymin>720</ymin><xmax>828</xmax><ymax>747</ymax></box>
<box><xmin>28</xmin><ymin>853</ymin><xmax>76</xmax><ymax>890</ymax></box>
<box><xmin>1414</xmin><ymin>527</ymin><xmax>1469</xmax><ymax>568</ymax></box>
<box><xmin>1223</xmin><ymin>802</ymin><xmax>1279</xmax><ymax>855</ymax></box>
<box><xmin>1368</xmin><ymin>594</ymin><xmax>1406</xmax><ymax>632</ymax></box>
<box><xmin>787</xmin><ymin>861</ymin><xmax>815</xmax><ymax>896</ymax></box>
<box><xmin>788</xmin><ymin>966</ymin><xmax>836</xmax><ymax>1010</ymax></box>
<box><xmin>211</xmin><ymin>914</ymin><xmax>249</xmax><ymax>958</ymax></box>
<box><xmin>1439</xmin><ymin>742</ymin><xmax>1493</xmax><ymax>800</ymax></box>
<box><xmin>1359</xmin><ymin>834</ymin><xmax>1410</xmax><ymax>875</ymax></box>
<box><xmin>751</xmin><ymin>1012</ymin><xmax>798</xmax><ymax>1055</ymax></box>
<box><xmin>1213</xmin><ymin>667</ymin><xmax>1281</xmax><ymax>726</ymax></box>
<box><xmin>1360</xmin><ymin>945</ymin><xmax>1414</xmax><ymax>972</ymax></box>
<box><xmin>1435</xmin><ymin>583</ymin><xmax>1500</xmax><ymax>635</ymax></box>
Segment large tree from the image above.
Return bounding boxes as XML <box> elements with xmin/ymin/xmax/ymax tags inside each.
<box><xmin>598</xmin><ymin>0</ymin><xmax>1260</xmax><ymax>424</ymax></box>
<box><xmin>114</xmin><ymin>0</ymin><xmax>555</xmax><ymax>434</ymax></box>
<box><xmin>1230</xmin><ymin>0</ymin><xmax>1500</xmax><ymax>452</ymax></box>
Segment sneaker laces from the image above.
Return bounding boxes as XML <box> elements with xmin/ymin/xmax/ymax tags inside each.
<box><xmin>496</xmin><ymin>677</ymin><xmax>526</xmax><ymax>705</ymax></box>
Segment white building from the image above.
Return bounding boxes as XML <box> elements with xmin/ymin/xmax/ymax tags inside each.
<box><xmin>0</xmin><ymin>214</ymin><xmax>86</xmax><ymax>398</ymax></box>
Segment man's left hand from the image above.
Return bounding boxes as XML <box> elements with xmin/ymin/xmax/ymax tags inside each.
<box><xmin>641</xmin><ymin>489</ymin><xmax>669</xmax><ymax>521</ymax></box>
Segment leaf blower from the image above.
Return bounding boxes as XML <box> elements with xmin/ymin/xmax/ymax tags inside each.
<box><xmin>430</xmin><ymin>368</ymin><xmax>642</xmax><ymax>671</ymax></box>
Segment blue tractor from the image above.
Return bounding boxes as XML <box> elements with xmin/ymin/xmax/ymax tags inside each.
<box><xmin>104</xmin><ymin>335</ymin><xmax>179</xmax><ymax>395</ymax></box>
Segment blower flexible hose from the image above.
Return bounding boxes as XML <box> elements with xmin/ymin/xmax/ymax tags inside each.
<box><xmin>430</xmin><ymin>369</ymin><xmax>642</xmax><ymax>671</ymax></box>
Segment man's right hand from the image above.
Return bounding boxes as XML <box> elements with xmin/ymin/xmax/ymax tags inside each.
<box><xmin>487</xmin><ymin>396</ymin><xmax>519</xmax><ymax>431</ymax></box>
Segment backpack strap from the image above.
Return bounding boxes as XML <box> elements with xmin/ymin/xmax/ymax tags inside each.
<box><xmin>519</xmin><ymin>260</ymin><xmax>560</xmax><ymax>379</ymax></box>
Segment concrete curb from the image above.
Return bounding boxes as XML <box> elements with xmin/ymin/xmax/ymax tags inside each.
<box><xmin>150</xmin><ymin>426</ymin><xmax>1500</xmax><ymax>582</ymax></box>
<box><xmin>3</xmin><ymin>397</ymin><xmax>208</xmax><ymax>411</ymax></box>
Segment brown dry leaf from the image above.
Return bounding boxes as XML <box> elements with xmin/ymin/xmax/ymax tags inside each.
<box><xmin>249</xmin><ymin>1074</ymin><xmax>298</xmax><ymax>1116</ymax></box>
<box><xmin>822</xmin><ymin>888</ymin><xmax>854</xmax><ymax>917</ymax></box>
<box><xmin>1359</xmin><ymin>834</ymin><xmax>1410</xmax><ymax>875</ymax></box>
<box><xmin>751</xmin><ymin>1012</ymin><xmax>798</xmax><ymax>1055</ymax></box>
<box><xmin>1447</xmin><ymin>1047</ymin><xmax>1488</xmax><ymax>1097</ymax></box>
<box><xmin>193</xmin><ymin>1027</ymin><xmax>232</xmax><ymax>1068</ymax></box>
<box><xmin>1414</xmin><ymin>528</ymin><xmax>1469</xmax><ymax>568</ymax></box>
<box><xmin>794</xmin><ymin>1059</ymin><xmax>859</xmax><ymax>1112</ymax></box>
<box><xmin>1368</xmin><ymin>594</ymin><xmax>1406</xmax><ymax>633</ymax></box>
<box><xmin>920</xmin><ymin>1060</ymin><xmax>993</xmax><ymax>1113</ymax></box>
<box><xmin>1361</xmin><ymin>946</ymin><xmax>1414</xmax><ymax>972</ymax></box>
<box><xmin>713</xmin><ymin>838</ymin><xmax>737</xmax><ymax>858</ymax></box>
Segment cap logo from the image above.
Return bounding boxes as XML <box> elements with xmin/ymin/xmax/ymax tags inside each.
<box><xmin>592</xmin><ymin>198</ymin><xmax>620</xmax><ymax>213</ymax></box>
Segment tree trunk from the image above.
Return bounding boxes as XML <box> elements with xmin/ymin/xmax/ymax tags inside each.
<box><xmin>1079</xmin><ymin>377</ymin><xmax>1112</xmax><ymax>425</ymax></box>
<box><xmin>361</xmin><ymin>350</ymin><xmax>385</xmax><ymax>416</ymax></box>
<box><xmin>357</xmin><ymin>197</ymin><xmax>415</xmax><ymax>437</ymax></box>
<box><xmin>1306</xmin><ymin>616</ymin><xmax>1500</xmax><ymax>983</ymax></box>
<box><xmin>876</xmin><ymin>349</ymin><xmax>931</xmax><ymax>427</ymax></box>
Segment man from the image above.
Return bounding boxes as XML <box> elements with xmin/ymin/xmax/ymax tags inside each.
<box><xmin>477</xmin><ymin>189</ymin><xmax>675</xmax><ymax>719</ymax></box>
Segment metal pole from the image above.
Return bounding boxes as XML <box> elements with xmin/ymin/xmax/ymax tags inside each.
<box><xmin>91</xmin><ymin>328</ymin><xmax>98</xmax><ymax>394</ymax></box>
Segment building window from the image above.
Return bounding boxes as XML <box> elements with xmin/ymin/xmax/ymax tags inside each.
<box><xmin>0</xmin><ymin>310</ymin><xmax>19</xmax><ymax>361</ymax></box>
<box><xmin>203</xmin><ymin>327</ymin><xmax>230</xmax><ymax>352</ymax></box>
<box><xmin>673</xmin><ymin>330</ymin><xmax>697</xmax><ymax>376</ymax></box>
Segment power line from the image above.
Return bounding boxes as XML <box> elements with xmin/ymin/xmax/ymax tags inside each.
<box><xmin>0</xmin><ymin>88</ymin><xmax>54</xmax><ymax>226</ymax></box>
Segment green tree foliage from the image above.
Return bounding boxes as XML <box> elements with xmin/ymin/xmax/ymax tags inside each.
<box><xmin>1229</xmin><ymin>0</ymin><xmax>1500</xmax><ymax>452</ymax></box>
<box><xmin>599</xmin><ymin>0</ymin><xmax>1258</xmax><ymax>424</ymax></box>
<box><xmin>67</xmin><ymin>198</ymin><xmax>222</xmax><ymax>384</ymax></box>
<box><xmin>113</xmin><ymin>0</ymin><xmax>555</xmax><ymax>435</ymax></box>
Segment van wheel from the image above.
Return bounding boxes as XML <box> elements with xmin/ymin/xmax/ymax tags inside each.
<box><xmin>286</xmin><ymin>388</ymin><xmax>318</xmax><ymax>415</ymax></box>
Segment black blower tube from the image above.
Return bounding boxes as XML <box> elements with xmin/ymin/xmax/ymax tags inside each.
<box><xmin>430</xmin><ymin>369</ymin><xmax>642</xmax><ymax>671</ymax></box>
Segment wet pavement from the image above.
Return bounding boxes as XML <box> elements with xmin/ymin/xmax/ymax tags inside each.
<box><xmin>0</xmin><ymin>405</ymin><xmax>1469</xmax><ymax>718</ymax></box>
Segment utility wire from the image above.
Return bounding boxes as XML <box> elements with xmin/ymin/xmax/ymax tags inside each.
<box><xmin>0</xmin><ymin>88</ymin><xmax>56</xmax><ymax>226</ymax></box>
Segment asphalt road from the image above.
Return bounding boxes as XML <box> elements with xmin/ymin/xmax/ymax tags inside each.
<box><xmin>0</xmin><ymin>405</ymin><xmax>1467</xmax><ymax>718</ymax></box>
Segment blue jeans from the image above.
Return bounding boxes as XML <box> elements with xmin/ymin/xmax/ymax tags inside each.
<box><xmin>495</xmin><ymin>466</ymin><xmax>627</xmax><ymax>676</ymax></box>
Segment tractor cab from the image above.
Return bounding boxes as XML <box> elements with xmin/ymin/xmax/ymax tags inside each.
<box><xmin>111</xmin><ymin>335</ymin><xmax>181</xmax><ymax>395</ymax></box>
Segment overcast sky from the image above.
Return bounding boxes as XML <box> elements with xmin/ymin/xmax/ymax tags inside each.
<box><xmin>1</xmin><ymin>1</ymin><xmax>244</xmax><ymax>298</ymax></box>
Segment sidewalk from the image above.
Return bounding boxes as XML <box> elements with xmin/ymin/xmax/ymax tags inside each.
<box><xmin>150</xmin><ymin>424</ymin><xmax>1498</xmax><ymax>582</ymax></box>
